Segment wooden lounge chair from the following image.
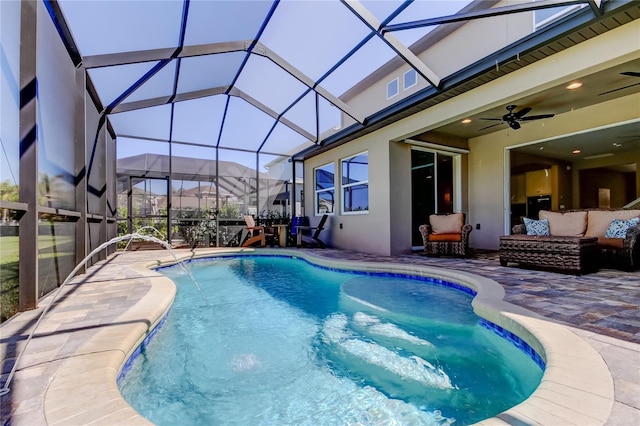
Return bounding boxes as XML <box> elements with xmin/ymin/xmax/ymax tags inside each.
<box><xmin>295</xmin><ymin>214</ymin><xmax>328</xmax><ymax>248</ymax></box>
<box><xmin>241</xmin><ymin>214</ymin><xmax>272</xmax><ymax>247</ymax></box>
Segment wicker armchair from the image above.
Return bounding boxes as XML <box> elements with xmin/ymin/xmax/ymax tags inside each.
<box><xmin>419</xmin><ymin>213</ymin><xmax>473</xmax><ymax>258</ymax></box>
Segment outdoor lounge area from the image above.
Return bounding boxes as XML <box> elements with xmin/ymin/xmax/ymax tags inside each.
<box><xmin>1</xmin><ymin>0</ymin><xmax>640</xmax><ymax>424</ymax></box>
<box><xmin>1</xmin><ymin>248</ymin><xmax>639</xmax><ymax>425</ymax></box>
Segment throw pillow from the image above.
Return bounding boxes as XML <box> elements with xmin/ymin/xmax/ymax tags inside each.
<box><xmin>523</xmin><ymin>218</ymin><xmax>550</xmax><ymax>236</ymax></box>
<box><xmin>604</xmin><ymin>217</ymin><xmax>640</xmax><ymax>239</ymax></box>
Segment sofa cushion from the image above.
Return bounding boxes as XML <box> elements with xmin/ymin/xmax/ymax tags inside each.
<box><xmin>430</xmin><ymin>213</ymin><xmax>463</xmax><ymax>234</ymax></box>
<box><xmin>597</xmin><ymin>237</ymin><xmax>625</xmax><ymax>249</ymax></box>
<box><xmin>523</xmin><ymin>218</ymin><xmax>550</xmax><ymax>236</ymax></box>
<box><xmin>428</xmin><ymin>233</ymin><xmax>462</xmax><ymax>242</ymax></box>
<box><xmin>539</xmin><ymin>210</ymin><xmax>587</xmax><ymax>236</ymax></box>
<box><xmin>586</xmin><ymin>210</ymin><xmax>640</xmax><ymax>238</ymax></box>
<box><xmin>604</xmin><ymin>217</ymin><xmax>640</xmax><ymax>239</ymax></box>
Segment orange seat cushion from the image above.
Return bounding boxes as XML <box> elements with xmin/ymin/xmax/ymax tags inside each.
<box><xmin>428</xmin><ymin>233</ymin><xmax>462</xmax><ymax>242</ymax></box>
<box><xmin>597</xmin><ymin>238</ymin><xmax>625</xmax><ymax>249</ymax></box>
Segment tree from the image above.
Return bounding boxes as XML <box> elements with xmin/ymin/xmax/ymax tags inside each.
<box><xmin>0</xmin><ymin>180</ymin><xmax>19</xmax><ymax>223</ymax></box>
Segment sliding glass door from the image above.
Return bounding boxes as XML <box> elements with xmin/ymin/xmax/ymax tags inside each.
<box><xmin>411</xmin><ymin>149</ymin><xmax>456</xmax><ymax>247</ymax></box>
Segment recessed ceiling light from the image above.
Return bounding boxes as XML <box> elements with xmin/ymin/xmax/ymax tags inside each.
<box><xmin>566</xmin><ymin>82</ymin><xmax>582</xmax><ymax>90</ymax></box>
<box><xmin>572</xmin><ymin>149</ymin><xmax>581</xmax><ymax>154</ymax></box>
<box><xmin>461</xmin><ymin>118</ymin><xmax>472</xmax><ymax>124</ymax></box>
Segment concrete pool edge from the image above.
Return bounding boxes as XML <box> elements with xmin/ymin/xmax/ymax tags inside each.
<box><xmin>39</xmin><ymin>248</ymin><xmax>614</xmax><ymax>425</ymax></box>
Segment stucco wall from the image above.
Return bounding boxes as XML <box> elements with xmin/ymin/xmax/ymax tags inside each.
<box><xmin>469</xmin><ymin>94</ymin><xmax>640</xmax><ymax>250</ymax></box>
<box><xmin>304</xmin><ymin>19</ymin><xmax>639</xmax><ymax>254</ymax></box>
<box><xmin>389</xmin><ymin>141</ymin><xmax>412</xmax><ymax>255</ymax></box>
<box><xmin>304</xmin><ymin>133</ymin><xmax>393</xmax><ymax>256</ymax></box>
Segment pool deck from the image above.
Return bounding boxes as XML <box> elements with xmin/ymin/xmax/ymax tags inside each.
<box><xmin>1</xmin><ymin>247</ymin><xmax>639</xmax><ymax>425</ymax></box>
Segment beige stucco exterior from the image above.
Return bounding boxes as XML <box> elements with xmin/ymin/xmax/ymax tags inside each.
<box><xmin>341</xmin><ymin>1</ymin><xmax>535</xmax><ymax>127</ymax></box>
<box><xmin>304</xmin><ymin>19</ymin><xmax>640</xmax><ymax>254</ymax></box>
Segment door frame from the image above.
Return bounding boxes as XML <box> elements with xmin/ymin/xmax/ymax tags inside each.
<box><xmin>408</xmin><ymin>143</ymin><xmax>465</xmax><ymax>250</ymax></box>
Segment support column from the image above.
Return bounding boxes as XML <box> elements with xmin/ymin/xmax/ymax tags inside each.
<box><xmin>75</xmin><ymin>67</ymin><xmax>87</xmax><ymax>272</ymax></box>
<box><xmin>99</xmin><ymin>127</ymin><xmax>107</xmax><ymax>260</ymax></box>
<box><xmin>18</xmin><ymin>0</ymin><xmax>38</xmax><ymax>310</ymax></box>
<box><xmin>106</xmin><ymin>127</ymin><xmax>117</xmax><ymax>255</ymax></box>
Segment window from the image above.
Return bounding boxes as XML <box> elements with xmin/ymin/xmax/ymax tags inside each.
<box><xmin>387</xmin><ymin>78</ymin><xmax>399</xmax><ymax>99</ymax></box>
<box><xmin>403</xmin><ymin>69</ymin><xmax>417</xmax><ymax>90</ymax></box>
<box><xmin>314</xmin><ymin>163</ymin><xmax>335</xmax><ymax>215</ymax></box>
<box><xmin>341</xmin><ymin>152</ymin><xmax>368</xmax><ymax>214</ymax></box>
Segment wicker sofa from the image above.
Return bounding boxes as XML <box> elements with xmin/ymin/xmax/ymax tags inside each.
<box><xmin>501</xmin><ymin>208</ymin><xmax>640</xmax><ymax>272</ymax></box>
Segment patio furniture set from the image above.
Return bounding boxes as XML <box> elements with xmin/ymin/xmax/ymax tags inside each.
<box><xmin>420</xmin><ymin>209</ymin><xmax>640</xmax><ymax>274</ymax></box>
<box><xmin>500</xmin><ymin>208</ymin><xmax>640</xmax><ymax>274</ymax></box>
<box><xmin>242</xmin><ymin>214</ymin><xmax>328</xmax><ymax>248</ymax></box>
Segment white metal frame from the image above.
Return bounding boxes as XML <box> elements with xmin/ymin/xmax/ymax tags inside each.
<box><xmin>340</xmin><ymin>151</ymin><xmax>369</xmax><ymax>216</ymax></box>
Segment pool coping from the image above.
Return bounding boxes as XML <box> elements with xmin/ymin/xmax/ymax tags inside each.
<box><xmin>17</xmin><ymin>248</ymin><xmax>615</xmax><ymax>425</ymax></box>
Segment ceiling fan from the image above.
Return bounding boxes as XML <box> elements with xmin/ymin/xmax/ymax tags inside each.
<box><xmin>479</xmin><ymin>105</ymin><xmax>555</xmax><ymax>131</ymax></box>
<box><xmin>598</xmin><ymin>71</ymin><xmax>640</xmax><ymax>96</ymax></box>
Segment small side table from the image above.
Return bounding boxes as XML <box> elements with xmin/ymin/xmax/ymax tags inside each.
<box><xmin>273</xmin><ymin>224</ymin><xmax>288</xmax><ymax>247</ymax></box>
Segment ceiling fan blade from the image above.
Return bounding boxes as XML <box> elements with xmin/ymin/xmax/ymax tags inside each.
<box><xmin>479</xmin><ymin>118</ymin><xmax>503</xmax><ymax>121</ymax></box>
<box><xmin>620</xmin><ymin>71</ymin><xmax>640</xmax><ymax>77</ymax></box>
<box><xmin>514</xmin><ymin>107</ymin><xmax>532</xmax><ymax>119</ymax></box>
<box><xmin>478</xmin><ymin>122</ymin><xmax>504</xmax><ymax>131</ymax></box>
<box><xmin>520</xmin><ymin>113</ymin><xmax>555</xmax><ymax>121</ymax></box>
<box><xmin>598</xmin><ymin>81</ymin><xmax>640</xmax><ymax>96</ymax></box>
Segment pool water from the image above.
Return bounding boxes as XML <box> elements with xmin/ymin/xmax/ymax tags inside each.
<box><xmin>119</xmin><ymin>256</ymin><xmax>543</xmax><ymax>425</ymax></box>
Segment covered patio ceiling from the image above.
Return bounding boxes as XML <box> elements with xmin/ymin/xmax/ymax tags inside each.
<box><xmin>49</xmin><ymin>0</ymin><xmax>620</xmax><ymax>161</ymax></box>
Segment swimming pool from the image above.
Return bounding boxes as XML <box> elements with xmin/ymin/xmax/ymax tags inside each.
<box><xmin>119</xmin><ymin>255</ymin><xmax>543</xmax><ymax>425</ymax></box>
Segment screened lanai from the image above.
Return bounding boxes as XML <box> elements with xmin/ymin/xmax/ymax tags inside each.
<box><xmin>2</xmin><ymin>0</ymin><xmax>631</xmax><ymax>318</ymax></box>
<box><xmin>57</xmin><ymin>0</ymin><xmax>610</xmax><ymax>243</ymax></box>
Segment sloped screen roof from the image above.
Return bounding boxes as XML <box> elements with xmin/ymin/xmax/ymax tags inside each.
<box><xmin>55</xmin><ymin>0</ymin><xmax>605</xmax><ymax>158</ymax></box>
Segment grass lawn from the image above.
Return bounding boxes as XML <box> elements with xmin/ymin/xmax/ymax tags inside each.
<box><xmin>1</xmin><ymin>236</ymin><xmax>19</xmax><ymax>322</ymax></box>
<box><xmin>1</xmin><ymin>235</ymin><xmax>74</xmax><ymax>323</ymax></box>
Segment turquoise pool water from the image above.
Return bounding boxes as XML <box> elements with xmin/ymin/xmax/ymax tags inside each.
<box><xmin>119</xmin><ymin>255</ymin><xmax>543</xmax><ymax>425</ymax></box>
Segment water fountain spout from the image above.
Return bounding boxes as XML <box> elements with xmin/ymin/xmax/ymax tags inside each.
<box><xmin>123</xmin><ymin>226</ymin><xmax>166</xmax><ymax>251</ymax></box>
<box><xmin>0</xmin><ymin>232</ymin><xmax>207</xmax><ymax>396</ymax></box>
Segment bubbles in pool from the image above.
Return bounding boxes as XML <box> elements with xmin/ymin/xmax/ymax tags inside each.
<box><xmin>321</xmin><ymin>313</ymin><xmax>453</xmax><ymax>389</ymax></box>
<box><xmin>353</xmin><ymin>312</ymin><xmax>435</xmax><ymax>347</ymax></box>
<box><xmin>229</xmin><ymin>353</ymin><xmax>261</xmax><ymax>372</ymax></box>
<box><xmin>119</xmin><ymin>256</ymin><xmax>542</xmax><ymax>425</ymax></box>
